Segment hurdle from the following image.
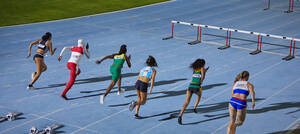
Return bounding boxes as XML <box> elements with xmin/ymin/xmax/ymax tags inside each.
<box><xmin>163</xmin><ymin>20</ymin><xmax>299</xmax><ymax>60</ymax></box>
<box><xmin>264</xmin><ymin>0</ymin><xmax>298</xmax><ymax>13</ymax></box>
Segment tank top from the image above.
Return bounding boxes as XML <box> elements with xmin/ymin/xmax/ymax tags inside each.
<box><xmin>189</xmin><ymin>69</ymin><xmax>202</xmax><ymax>88</ymax></box>
<box><xmin>113</xmin><ymin>53</ymin><xmax>125</xmax><ymax>68</ymax></box>
<box><xmin>37</xmin><ymin>40</ymin><xmax>49</xmax><ymax>53</ymax></box>
<box><xmin>140</xmin><ymin>66</ymin><xmax>153</xmax><ymax>79</ymax></box>
<box><xmin>68</xmin><ymin>46</ymin><xmax>84</xmax><ymax>64</ymax></box>
<box><xmin>232</xmin><ymin>81</ymin><xmax>249</xmax><ymax>96</ymax></box>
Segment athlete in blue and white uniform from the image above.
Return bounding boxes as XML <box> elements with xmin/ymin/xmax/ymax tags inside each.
<box><xmin>227</xmin><ymin>71</ymin><xmax>255</xmax><ymax>134</ymax></box>
<box><xmin>129</xmin><ymin>56</ymin><xmax>157</xmax><ymax>119</ymax></box>
<box><xmin>26</xmin><ymin>32</ymin><xmax>57</xmax><ymax>89</ymax></box>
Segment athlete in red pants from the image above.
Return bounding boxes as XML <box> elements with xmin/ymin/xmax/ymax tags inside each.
<box><xmin>58</xmin><ymin>39</ymin><xmax>90</xmax><ymax>100</ymax></box>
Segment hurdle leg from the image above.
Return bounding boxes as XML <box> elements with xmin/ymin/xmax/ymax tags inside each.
<box><xmin>264</xmin><ymin>0</ymin><xmax>271</xmax><ymax>10</ymax></box>
<box><xmin>188</xmin><ymin>26</ymin><xmax>202</xmax><ymax>45</ymax></box>
<box><xmin>282</xmin><ymin>40</ymin><xmax>295</xmax><ymax>60</ymax></box>
<box><xmin>218</xmin><ymin>30</ymin><xmax>231</xmax><ymax>50</ymax></box>
<box><xmin>285</xmin><ymin>0</ymin><xmax>294</xmax><ymax>13</ymax></box>
<box><xmin>163</xmin><ymin>23</ymin><xmax>174</xmax><ymax>40</ymax></box>
<box><xmin>250</xmin><ymin>35</ymin><xmax>262</xmax><ymax>55</ymax></box>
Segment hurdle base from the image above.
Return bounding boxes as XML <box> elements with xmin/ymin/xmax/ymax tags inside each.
<box><xmin>162</xmin><ymin>36</ymin><xmax>173</xmax><ymax>40</ymax></box>
<box><xmin>218</xmin><ymin>45</ymin><xmax>230</xmax><ymax>50</ymax></box>
<box><xmin>188</xmin><ymin>40</ymin><xmax>201</xmax><ymax>45</ymax></box>
<box><xmin>282</xmin><ymin>55</ymin><xmax>295</xmax><ymax>61</ymax></box>
<box><xmin>263</xmin><ymin>8</ymin><xmax>270</xmax><ymax>10</ymax></box>
<box><xmin>250</xmin><ymin>50</ymin><xmax>261</xmax><ymax>55</ymax></box>
<box><xmin>284</xmin><ymin>10</ymin><xmax>293</xmax><ymax>13</ymax></box>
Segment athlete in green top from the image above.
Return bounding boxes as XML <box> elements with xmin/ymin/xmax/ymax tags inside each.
<box><xmin>178</xmin><ymin>59</ymin><xmax>209</xmax><ymax>125</ymax></box>
<box><xmin>96</xmin><ymin>44</ymin><xmax>131</xmax><ymax>104</ymax></box>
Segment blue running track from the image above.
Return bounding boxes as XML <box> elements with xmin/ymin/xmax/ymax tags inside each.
<box><xmin>0</xmin><ymin>0</ymin><xmax>300</xmax><ymax>133</ymax></box>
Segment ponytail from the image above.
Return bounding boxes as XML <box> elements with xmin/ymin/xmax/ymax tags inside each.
<box><xmin>234</xmin><ymin>71</ymin><xmax>249</xmax><ymax>82</ymax></box>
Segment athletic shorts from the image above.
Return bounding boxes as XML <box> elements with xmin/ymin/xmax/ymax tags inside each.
<box><xmin>229</xmin><ymin>97</ymin><xmax>247</xmax><ymax>110</ymax></box>
<box><xmin>135</xmin><ymin>80</ymin><xmax>148</xmax><ymax>93</ymax></box>
<box><xmin>110</xmin><ymin>65</ymin><xmax>121</xmax><ymax>82</ymax></box>
<box><xmin>188</xmin><ymin>87</ymin><xmax>202</xmax><ymax>94</ymax></box>
<box><xmin>33</xmin><ymin>53</ymin><xmax>44</xmax><ymax>60</ymax></box>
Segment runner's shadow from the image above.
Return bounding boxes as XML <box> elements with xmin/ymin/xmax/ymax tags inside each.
<box><xmin>36</xmin><ymin>72</ymin><xmax>139</xmax><ymax>90</ymax></box>
<box><xmin>109</xmin><ymin>83</ymin><xmax>227</xmax><ymax>107</ymax></box>
<box><xmin>137</xmin><ymin>98</ymin><xmax>264</xmax><ymax>122</ymax></box>
<box><xmin>82</xmin><ymin>78</ymin><xmax>188</xmax><ymax>94</ymax></box>
<box><xmin>69</xmin><ymin>78</ymin><xmax>187</xmax><ymax>101</ymax></box>
<box><xmin>182</xmin><ymin>100</ymin><xmax>300</xmax><ymax>125</ymax></box>
<box><xmin>268</xmin><ymin>128</ymin><xmax>300</xmax><ymax>134</ymax></box>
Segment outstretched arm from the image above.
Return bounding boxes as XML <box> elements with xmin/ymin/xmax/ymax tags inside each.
<box><xmin>58</xmin><ymin>46</ymin><xmax>72</xmax><ymax>61</ymax></box>
<box><xmin>27</xmin><ymin>40</ymin><xmax>40</xmax><ymax>58</ymax></box>
<box><xmin>96</xmin><ymin>54</ymin><xmax>115</xmax><ymax>64</ymax></box>
<box><xmin>148</xmin><ymin>69</ymin><xmax>157</xmax><ymax>96</ymax></box>
<box><xmin>248</xmin><ymin>83</ymin><xmax>255</xmax><ymax>109</ymax></box>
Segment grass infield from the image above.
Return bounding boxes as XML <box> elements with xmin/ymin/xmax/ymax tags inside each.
<box><xmin>0</xmin><ymin>0</ymin><xmax>169</xmax><ymax>27</ymax></box>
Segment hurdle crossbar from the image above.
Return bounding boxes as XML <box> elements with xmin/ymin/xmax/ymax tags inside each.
<box><xmin>163</xmin><ymin>20</ymin><xmax>299</xmax><ymax>60</ymax></box>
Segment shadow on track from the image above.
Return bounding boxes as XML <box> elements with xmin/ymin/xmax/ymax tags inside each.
<box><xmin>68</xmin><ymin>78</ymin><xmax>188</xmax><ymax>100</ymax></box>
<box><xmin>36</xmin><ymin>72</ymin><xmax>139</xmax><ymax>90</ymax></box>
<box><xmin>108</xmin><ymin>83</ymin><xmax>227</xmax><ymax>107</ymax></box>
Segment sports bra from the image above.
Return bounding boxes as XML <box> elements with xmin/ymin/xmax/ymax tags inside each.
<box><xmin>37</xmin><ymin>40</ymin><xmax>49</xmax><ymax>53</ymax></box>
<box><xmin>140</xmin><ymin>66</ymin><xmax>153</xmax><ymax>79</ymax></box>
<box><xmin>232</xmin><ymin>81</ymin><xmax>249</xmax><ymax>96</ymax></box>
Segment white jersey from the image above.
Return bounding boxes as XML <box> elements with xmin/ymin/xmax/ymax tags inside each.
<box><xmin>232</xmin><ymin>81</ymin><xmax>249</xmax><ymax>95</ymax></box>
<box><xmin>60</xmin><ymin>46</ymin><xmax>90</xmax><ymax>65</ymax></box>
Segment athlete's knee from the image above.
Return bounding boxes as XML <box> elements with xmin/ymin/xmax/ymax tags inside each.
<box><xmin>68</xmin><ymin>78</ymin><xmax>75</xmax><ymax>84</ymax></box>
<box><xmin>183</xmin><ymin>101</ymin><xmax>190</xmax><ymax>107</ymax></box>
<box><xmin>235</xmin><ymin>120</ymin><xmax>244</xmax><ymax>126</ymax></box>
<box><xmin>140</xmin><ymin>99</ymin><xmax>146</xmax><ymax>105</ymax></box>
<box><xmin>42</xmin><ymin>66</ymin><xmax>47</xmax><ymax>72</ymax></box>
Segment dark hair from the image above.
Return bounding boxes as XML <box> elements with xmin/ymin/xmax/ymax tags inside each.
<box><xmin>41</xmin><ymin>32</ymin><xmax>52</xmax><ymax>41</ymax></box>
<box><xmin>190</xmin><ymin>59</ymin><xmax>205</xmax><ymax>69</ymax></box>
<box><xmin>119</xmin><ymin>44</ymin><xmax>127</xmax><ymax>54</ymax></box>
<box><xmin>146</xmin><ymin>56</ymin><xmax>158</xmax><ymax>67</ymax></box>
<box><xmin>234</xmin><ymin>71</ymin><xmax>249</xmax><ymax>82</ymax></box>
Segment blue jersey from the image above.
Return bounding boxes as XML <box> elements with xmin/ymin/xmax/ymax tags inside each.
<box><xmin>140</xmin><ymin>66</ymin><xmax>154</xmax><ymax>79</ymax></box>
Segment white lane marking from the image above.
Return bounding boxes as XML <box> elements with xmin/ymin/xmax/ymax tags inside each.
<box><xmin>70</xmin><ymin>108</ymin><xmax>128</xmax><ymax>134</ymax></box>
<box><xmin>211</xmin><ymin>78</ymin><xmax>300</xmax><ymax>134</ymax></box>
<box><xmin>0</xmin><ymin>101</ymin><xmax>95</xmax><ymax>134</ymax></box>
<box><xmin>140</xmin><ymin>60</ymin><xmax>284</xmax><ymax>134</ymax></box>
<box><xmin>0</xmin><ymin>0</ymin><xmax>177</xmax><ymax>29</ymax></box>
<box><xmin>285</xmin><ymin>118</ymin><xmax>300</xmax><ymax>134</ymax></box>
<box><xmin>29</xmin><ymin>113</ymin><xmax>100</xmax><ymax>134</ymax></box>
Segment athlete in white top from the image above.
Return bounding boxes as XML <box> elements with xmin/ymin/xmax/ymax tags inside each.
<box><xmin>58</xmin><ymin>39</ymin><xmax>90</xmax><ymax>100</ymax></box>
<box><xmin>227</xmin><ymin>71</ymin><xmax>255</xmax><ymax>134</ymax></box>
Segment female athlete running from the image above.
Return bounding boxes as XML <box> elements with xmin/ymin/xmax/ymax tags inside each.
<box><xmin>96</xmin><ymin>44</ymin><xmax>131</xmax><ymax>104</ymax></box>
<box><xmin>58</xmin><ymin>39</ymin><xmax>90</xmax><ymax>100</ymax></box>
<box><xmin>178</xmin><ymin>59</ymin><xmax>209</xmax><ymax>125</ymax></box>
<box><xmin>227</xmin><ymin>71</ymin><xmax>255</xmax><ymax>134</ymax></box>
<box><xmin>27</xmin><ymin>32</ymin><xmax>56</xmax><ymax>89</ymax></box>
<box><xmin>129</xmin><ymin>56</ymin><xmax>157</xmax><ymax>119</ymax></box>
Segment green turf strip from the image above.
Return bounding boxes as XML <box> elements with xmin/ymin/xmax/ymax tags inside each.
<box><xmin>0</xmin><ymin>0</ymin><xmax>169</xmax><ymax>27</ymax></box>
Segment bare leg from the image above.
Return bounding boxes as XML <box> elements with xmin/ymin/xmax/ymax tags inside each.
<box><xmin>235</xmin><ymin>108</ymin><xmax>246</xmax><ymax>127</ymax></box>
<box><xmin>117</xmin><ymin>76</ymin><xmax>122</xmax><ymax>92</ymax></box>
<box><xmin>227</xmin><ymin>104</ymin><xmax>237</xmax><ymax>134</ymax></box>
<box><xmin>135</xmin><ymin>91</ymin><xmax>147</xmax><ymax>115</ymax></box>
<box><xmin>179</xmin><ymin>90</ymin><xmax>192</xmax><ymax>117</ymax></box>
<box><xmin>103</xmin><ymin>80</ymin><xmax>116</xmax><ymax>97</ymax></box>
<box><xmin>194</xmin><ymin>90</ymin><xmax>202</xmax><ymax>110</ymax></box>
<box><xmin>29</xmin><ymin>58</ymin><xmax>45</xmax><ymax>86</ymax></box>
